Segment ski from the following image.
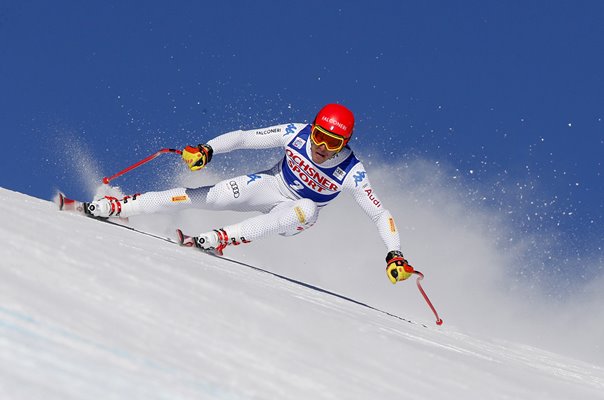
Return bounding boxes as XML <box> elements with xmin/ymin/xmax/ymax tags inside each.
<box><xmin>57</xmin><ymin>193</ymin><xmax>175</xmax><ymax>244</ymax></box>
<box><xmin>58</xmin><ymin>193</ymin><xmax>92</xmax><ymax>216</ymax></box>
<box><xmin>57</xmin><ymin>194</ymin><xmax>223</xmax><ymax>257</ymax></box>
<box><xmin>176</xmin><ymin>228</ymin><xmax>197</xmax><ymax>248</ymax></box>
<box><xmin>56</xmin><ymin>193</ymin><xmax>430</xmax><ymax>327</ymax></box>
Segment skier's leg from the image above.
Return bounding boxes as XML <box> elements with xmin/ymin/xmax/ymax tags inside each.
<box><xmin>88</xmin><ymin>173</ymin><xmax>284</xmax><ymax>218</ymax></box>
<box><xmin>193</xmin><ymin>198</ymin><xmax>320</xmax><ymax>253</ymax></box>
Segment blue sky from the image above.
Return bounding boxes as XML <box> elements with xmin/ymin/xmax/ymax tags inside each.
<box><xmin>1</xmin><ymin>1</ymin><xmax>602</xmax><ymax>270</ymax></box>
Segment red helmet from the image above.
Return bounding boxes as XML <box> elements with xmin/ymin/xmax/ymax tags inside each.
<box><xmin>314</xmin><ymin>104</ymin><xmax>355</xmax><ymax>141</ymax></box>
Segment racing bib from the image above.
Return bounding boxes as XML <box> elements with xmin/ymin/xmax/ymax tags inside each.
<box><xmin>281</xmin><ymin>125</ymin><xmax>359</xmax><ymax>204</ymax></box>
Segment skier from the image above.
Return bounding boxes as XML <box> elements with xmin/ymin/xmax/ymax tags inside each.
<box><xmin>87</xmin><ymin>104</ymin><xmax>414</xmax><ymax>283</ymax></box>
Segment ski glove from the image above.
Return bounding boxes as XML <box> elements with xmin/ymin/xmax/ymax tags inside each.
<box><xmin>182</xmin><ymin>144</ymin><xmax>213</xmax><ymax>171</ymax></box>
<box><xmin>386</xmin><ymin>250</ymin><xmax>414</xmax><ymax>284</ymax></box>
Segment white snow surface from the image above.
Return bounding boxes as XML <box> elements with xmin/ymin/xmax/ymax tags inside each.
<box><xmin>1</xmin><ymin>187</ymin><xmax>603</xmax><ymax>399</ymax></box>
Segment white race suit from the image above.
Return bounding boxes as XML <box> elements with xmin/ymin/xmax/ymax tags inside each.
<box><xmin>118</xmin><ymin>123</ymin><xmax>401</xmax><ymax>252</ymax></box>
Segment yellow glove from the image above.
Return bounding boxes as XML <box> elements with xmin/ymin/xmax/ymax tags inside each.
<box><xmin>182</xmin><ymin>144</ymin><xmax>213</xmax><ymax>171</ymax></box>
<box><xmin>386</xmin><ymin>250</ymin><xmax>414</xmax><ymax>284</ymax></box>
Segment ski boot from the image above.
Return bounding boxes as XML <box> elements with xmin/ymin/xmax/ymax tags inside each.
<box><xmin>86</xmin><ymin>195</ymin><xmax>140</xmax><ymax>218</ymax></box>
<box><xmin>177</xmin><ymin>228</ymin><xmax>250</xmax><ymax>256</ymax></box>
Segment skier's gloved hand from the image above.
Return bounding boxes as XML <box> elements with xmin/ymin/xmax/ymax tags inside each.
<box><xmin>182</xmin><ymin>144</ymin><xmax>213</xmax><ymax>171</ymax></box>
<box><xmin>386</xmin><ymin>250</ymin><xmax>414</xmax><ymax>284</ymax></box>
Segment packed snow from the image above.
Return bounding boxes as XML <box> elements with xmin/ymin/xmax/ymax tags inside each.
<box><xmin>1</xmin><ymin>187</ymin><xmax>603</xmax><ymax>399</ymax></box>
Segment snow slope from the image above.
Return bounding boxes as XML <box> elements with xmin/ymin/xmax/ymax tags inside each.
<box><xmin>1</xmin><ymin>187</ymin><xmax>603</xmax><ymax>400</ymax></box>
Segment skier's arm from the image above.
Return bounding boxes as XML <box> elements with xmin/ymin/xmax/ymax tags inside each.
<box><xmin>343</xmin><ymin>164</ymin><xmax>413</xmax><ymax>283</ymax></box>
<box><xmin>343</xmin><ymin>163</ymin><xmax>401</xmax><ymax>252</ymax></box>
<box><xmin>207</xmin><ymin>123</ymin><xmax>307</xmax><ymax>154</ymax></box>
<box><xmin>182</xmin><ymin>123</ymin><xmax>305</xmax><ymax>171</ymax></box>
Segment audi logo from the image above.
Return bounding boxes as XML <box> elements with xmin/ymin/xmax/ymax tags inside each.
<box><xmin>229</xmin><ymin>181</ymin><xmax>240</xmax><ymax>198</ymax></box>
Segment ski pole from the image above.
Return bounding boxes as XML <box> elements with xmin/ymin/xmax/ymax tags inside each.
<box><xmin>413</xmin><ymin>270</ymin><xmax>444</xmax><ymax>326</ymax></box>
<box><xmin>102</xmin><ymin>148</ymin><xmax>183</xmax><ymax>184</ymax></box>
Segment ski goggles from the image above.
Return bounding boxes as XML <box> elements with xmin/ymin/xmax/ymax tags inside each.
<box><xmin>310</xmin><ymin>124</ymin><xmax>347</xmax><ymax>152</ymax></box>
